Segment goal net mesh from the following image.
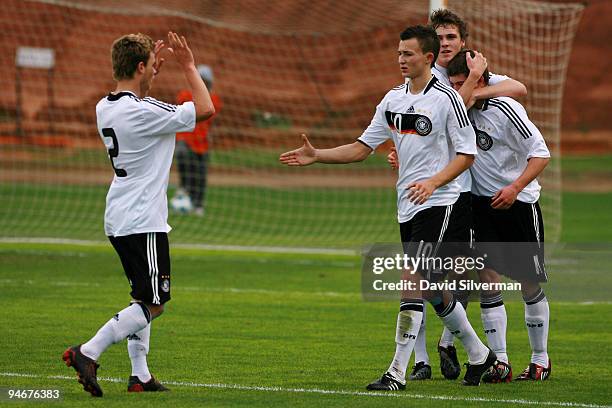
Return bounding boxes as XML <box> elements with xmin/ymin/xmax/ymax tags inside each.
<box><xmin>0</xmin><ymin>0</ymin><xmax>583</xmax><ymax>249</ymax></box>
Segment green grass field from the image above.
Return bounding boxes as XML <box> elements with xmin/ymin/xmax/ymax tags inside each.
<box><xmin>1</xmin><ymin>154</ymin><xmax>611</xmax><ymax>406</ymax></box>
<box><xmin>0</xmin><ymin>244</ymin><xmax>610</xmax><ymax>407</ymax></box>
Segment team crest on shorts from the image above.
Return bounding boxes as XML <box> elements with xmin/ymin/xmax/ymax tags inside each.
<box><xmin>415</xmin><ymin>116</ymin><xmax>432</xmax><ymax>136</ymax></box>
<box><xmin>476</xmin><ymin>129</ymin><xmax>493</xmax><ymax>151</ymax></box>
<box><xmin>161</xmin><ymin>279</ymin><xmax>170</xmax><ymax>293</ymax></box>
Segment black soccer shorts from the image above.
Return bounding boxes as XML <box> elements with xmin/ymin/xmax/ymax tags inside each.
<box><xmin>108</xmin><ymin>232</ymin><xmax>171</xmax><ymax>305</ymax></box>
<box><xmin>472</xmin><ymin>194</ymin><xmax>547</xmax><ymax>283</ymax></box>
<box><xmin>399</xmin><ymin>192</ymin><xmax>472</xmax><ymax>281</ymax></box>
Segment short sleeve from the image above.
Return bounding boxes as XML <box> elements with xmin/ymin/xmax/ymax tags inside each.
<box><xmin>445</xmin><ymin>89</ymin><xmax>477</xmax><ymax>155</ymax></box>
<box><xmin>503</xmin><ymin>99</ymin><xmax>550</xmax><ymax>159</ymax></box>
<box><xmin>138</xmin><ymin>98</ymin><xmax>196</xmax><ymax>136</ymax></box>
<box><xmin>488</xmin><ymin>72</ymin><xmax>510</xmax><ymax>86</ymax></box>
<box><xmin>357</xmin><ymin>99</ymin><xmax>392</xmax><ymax>150</ymax></box>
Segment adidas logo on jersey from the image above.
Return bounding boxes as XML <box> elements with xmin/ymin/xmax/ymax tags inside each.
<box><xmin>406</xmin><ymin>105</ymin><xmax>415</xmax><ymax>113</ymax></box>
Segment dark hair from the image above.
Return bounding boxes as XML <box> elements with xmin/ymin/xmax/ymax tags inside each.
<box><xmin>399</xmin><ymin>25</ymin><xmax>440</xmax><ymax>64</ymax></box>
<box><xmin>430</xmin><ymin>9</ymin><xmax>469</xmax><ymax>41</ymax></box>
<box><xmin>447</xmin><ymin>50</ymin><xmax>490</xmax><ymax>85</ymax></box>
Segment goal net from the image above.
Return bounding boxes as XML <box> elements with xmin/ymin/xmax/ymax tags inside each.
<box><xmin>0</xmin><ymin>0</ymin><xmax>583</xmax><ymax>249</ymax></box>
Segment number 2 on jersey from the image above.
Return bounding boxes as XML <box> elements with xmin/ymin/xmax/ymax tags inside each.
<box><xmin>102</xmin><ymin>128</ymin><xmax>127</xmax><ymax>177</ymax></box>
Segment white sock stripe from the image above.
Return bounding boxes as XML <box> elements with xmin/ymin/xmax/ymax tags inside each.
<box><xmin>480</xmin><ymin>293</ymin><xmax>504</xmax><ymax>304</ymax></box>
<box><xmin>400</xmin><ymin>301</ymin><xmax>423</xmax><ymax>306</ymax></box>
<box><xmin>438</xmin><ymin>299</ymin><xmax>457</xmax><ymax>317</ymax></box>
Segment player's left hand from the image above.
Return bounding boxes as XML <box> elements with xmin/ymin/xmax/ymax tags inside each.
<box><xmin>153</xmin><ymin>39</ymin><xmax>165</xmax><ymax>76</ymax></box>
<box><xmin>467</xmin><ymin>51</ymin><xmax>487</xmax><ymax>79</ymax></box>
<box><xmin>406</xmin><ymin>179</ymin><xmax>436</xmax><ymax>205</ymax></box>
<box><xmin>167</xmin><ymin>31</ymin><xmax>195</xmax><ymax>70</ymax></box>
<box><xmin>491</xmin><ymin>185</ymin><xmax>519</xmax><ymax>209</ymax></box>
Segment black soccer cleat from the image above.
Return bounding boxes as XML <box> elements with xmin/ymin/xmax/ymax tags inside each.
<box><xmin>366</xmin><ymin>372</ymin><xmax>406</xmax><ymax>391</ymax></box>
<box><xmin>62</xmin><ymin>345</ymin><xmax>103</xmax><ymax>397</ymax></box>
<box><xmin>408</xmin><ymin>361</ymin><xmax>432</xmax><ymax>381</ymax></box>
<box><xmin>438</xmin><ymin>344</ymin><xmax>461</xmax><ymax>380</ymax></box>
<box><xmin>482</xmin><ymin>361</ymin><xmax>513</xmax><ymax>383</ymax></box>
<box><xmin>515</xmin><ymin>360</ymin><xmax>551</xmax><ymax>381</ymax></box>
<box><xmin>127</xmin><ymin>375</ymin><xmax>170</xmax><ymax>392</ymax></box>
<box><xmin>462</xmin><ymin>349</ymin><xmax>498</xmax><ymax>386</ymax></box>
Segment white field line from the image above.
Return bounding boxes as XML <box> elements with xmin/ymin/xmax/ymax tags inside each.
<box><xmin>0</xmin><ymin>237</ymin><xmax>357</xmax><ymax>256</ymax></box>
<box><xmin>0</xmin><ymin>372</ymin><xmax>609</xmax><ymax>408</ymax></box>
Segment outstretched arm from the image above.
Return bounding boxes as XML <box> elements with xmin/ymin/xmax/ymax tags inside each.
<box><xmin>279</xmin><ymin>134</ymin><xmax>371</xmax><ymax>166</ymax></box>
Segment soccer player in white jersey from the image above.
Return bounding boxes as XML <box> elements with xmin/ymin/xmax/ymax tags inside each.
<box><xmin>62</xmin><ymin>32</ymin><xmax>215</xmax><ymax>397</ymax></box>
<box><xmin>280</xmin><ymin>25</ymin><xmax>497</xmax><ymax>389</ymax></box>
<box><xmin>448</xmin><ymin>49</ymin><xmax>551</xmax><ymax>382</ymax></box>
<box><xmin>388</xmin><ymin>9</ymin><xmax>529</xmax><ymax>382</ymax></box>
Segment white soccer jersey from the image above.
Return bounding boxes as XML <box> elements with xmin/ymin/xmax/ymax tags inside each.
<box><xmin>469</xmin><ymin>96</ymin><xmax>550</xmax><ymax>203</ymax></box>
<box><xmin>96</xmin><ymin>91</ymin><xmax>196</xmax><ymax>236</ymax></box>
<box><xmin>432</xmin><ymin>63</ymin><xmax>510</xmax><ymax>193</ymax></box>
<box><xmin>358</xmin><ymin>76</ymin><xmax>477</xmax><ymax>223</ymax></box>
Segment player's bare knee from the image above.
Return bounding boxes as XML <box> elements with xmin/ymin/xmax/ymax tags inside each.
<box><xmin>520</xmin><ymin>281</ymin><xmax>541</xmax><ymax>299</ymax></box>
<box><xmin>145</xmin><ymin>303</ymin><xmax>165</xmax><ymax>319</ymax></box>
<box><xmin>478</xmin><ymin>268</ymin><xmax>500</xmax><ymax>284</ymax></box>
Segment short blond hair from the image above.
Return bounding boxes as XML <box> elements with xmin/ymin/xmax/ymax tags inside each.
<box><xmin>111</xmin><ymin>33</ymin><xmax>154</xmax><ymax>81</ymax></box>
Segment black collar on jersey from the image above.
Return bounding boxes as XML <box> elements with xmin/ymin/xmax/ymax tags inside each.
<box><xmin>423</xmin><ymin>75</ymin><xmax>438</xmax><ymax>94</ymax></box>
<box><xmin>405</xmin><ymin>75</ymin><xmax>438</xmax><ymax>94</ymax></box>
<box><xmin>107</xmin><ymin>91</ymin><xmax>137</xmax><ymax>101</ymax></box>
<box><xmin>481</xmin><ymin>98</ymin><xmax>491</xmax><ymax>111</ymax></box>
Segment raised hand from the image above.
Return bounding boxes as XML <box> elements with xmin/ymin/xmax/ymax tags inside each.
<box><xmin>152</xmin><ymin>39</ymin><xmax>165</xmax><ymax>76</ymax></box>
<box><xmin>279</xmin><ymin>134</ymin><xmax>317</xmax><ymax>166</ymax></box>
<box><xmin>166</xmin><ymin>31</ymin><xmax>195</xmax><ymax>70</ymax></box>
<box><xmin>467</xmin><ymin>50</ymin><xmax>487</xmax><ymax>78</ymax></box>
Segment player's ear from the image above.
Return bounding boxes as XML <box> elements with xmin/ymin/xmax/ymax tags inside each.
<box><xmin>136</xmin><ymin>61</ymin><xmax>146</xmax><ymax>75</ymax></box>
<box><xmin>425</xmin><ymin>51</ymin><xmax>434</xmax><ymax>66</ymax></box>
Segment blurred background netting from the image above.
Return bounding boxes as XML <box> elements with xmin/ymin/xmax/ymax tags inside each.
<box><xmin>0</xmin><ymin>0</ymin><xmax>584</xmax><ymax>248</ymax></box>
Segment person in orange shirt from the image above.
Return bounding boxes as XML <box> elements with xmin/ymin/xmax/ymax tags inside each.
<box><xmin>174</xmin><ymin>64</ymin><xmax>222</xmax><ymax>216</ymax></box>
